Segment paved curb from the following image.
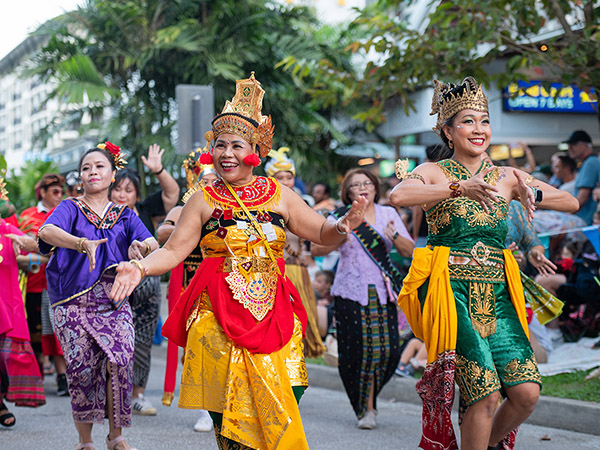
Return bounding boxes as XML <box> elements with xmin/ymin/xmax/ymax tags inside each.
<box><xmin>307</xmin><ymin>364</ymin><xmax>600</xmax><ymax>436</ymax></box>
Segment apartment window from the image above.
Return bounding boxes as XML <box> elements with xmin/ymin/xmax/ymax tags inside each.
<box><xmin>13</xmin><ymin>106</ymin><xmax>22</xmax><ymax>125</ymax></box>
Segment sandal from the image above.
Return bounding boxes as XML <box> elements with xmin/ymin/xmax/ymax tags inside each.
<box><xmin>106</xmin><ymin>435</ymin><xmax>137</xmax><ymax>450</ymax></box>
<box><xmin>75</xmin><ymin>443</ymin><xmax>95</xmax><ymax>449</ymax></box>
<box><xmin>44</xmin><ymin>362</ymin><xmax>56</xmax><ymax>376</ymax></box>
<box><xmin>0</xmin><ymin>402</ymin><xmax>15</xmax><ymax>427</ymax></box>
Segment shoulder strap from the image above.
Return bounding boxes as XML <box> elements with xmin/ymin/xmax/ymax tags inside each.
<box><xmin>330</xmin><ymin>206</ymin><xmax>404</xmax><ymax>293</ymax></box>
<box><xmin>222</xmin><ymin>179</ymin><xmax>282</xmax><ymax>275</ymax></box>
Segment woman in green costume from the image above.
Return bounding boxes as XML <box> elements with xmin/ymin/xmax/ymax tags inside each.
<box><xmin>390</xmin><ymin>77</ymin><xmax>578</xmax><ymax>450</ymax></box>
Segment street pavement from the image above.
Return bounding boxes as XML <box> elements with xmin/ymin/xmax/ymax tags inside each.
<box><xmin>2</xmin><ymin>343</ymin><xmax>600</xmax><ymax>449</ymax></box>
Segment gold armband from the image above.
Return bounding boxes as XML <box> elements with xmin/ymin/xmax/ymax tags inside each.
<box><xmin>404</xmin><ymin>172</ymin><xmax>426</xmax><ymax>184</ymax></box>
<box><xmin>129</xmin><ymin>259</ymin><xmax>148</xmax><ymax>280</ymax></box>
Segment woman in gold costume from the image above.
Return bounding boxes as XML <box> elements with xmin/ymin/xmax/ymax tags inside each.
<box><xmin>110</xmin><ymin>73</ymin><xmax>366</xmax><ymax>450</ymax></box>
<box><xmin>265</xmin><ymin>146</ymin><xmax>325</xmax><ymax>358</ymax></box>
<box><xmin>390</xmin><ymin>77</ymin><xmax>578</xmax><ymax>450</ymax></box>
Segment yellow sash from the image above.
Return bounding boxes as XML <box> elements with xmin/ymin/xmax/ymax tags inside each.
<box><xmin>397</xmin><ymin>246</ymin><xmax>529</xmax><ymax>365</ymax></box>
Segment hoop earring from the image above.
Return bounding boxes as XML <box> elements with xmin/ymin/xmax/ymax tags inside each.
<box><xmin>448</xmin><ymin>140</ymin><xmax>454</xmax><ymax>150</ymax></box>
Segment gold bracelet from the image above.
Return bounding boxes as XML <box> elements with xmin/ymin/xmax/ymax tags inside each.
<box><xmin>144</xmin><ymin>241</ymin><xmax>152</xmax><ymax>256</ymax></box>
<box><xmin>76</xmin><ymin>237</ymin><xmax>88</xmax><ymax>254</ymax></box>
<box><xmin>129</xmin><ymin>259</ymin><xmax>148</xmax><ymax>280</ymax></box>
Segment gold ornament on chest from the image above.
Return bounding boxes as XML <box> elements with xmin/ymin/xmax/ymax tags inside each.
<box><xmin>225</xmin><ymin>258</ymin><xmax>278</xmax><ymax>321</ymax></box>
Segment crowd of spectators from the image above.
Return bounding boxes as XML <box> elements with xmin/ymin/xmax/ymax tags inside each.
<box><xmin>2</xmin><ymin>128</ymin><xmax>599</xmax><ymax>428</ymax></box>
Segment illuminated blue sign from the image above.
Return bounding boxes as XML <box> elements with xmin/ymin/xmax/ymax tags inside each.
<box><xmin>504</xmin><ymin>80</ymin><xmax>597</xmax><ymax>113</ymax></box>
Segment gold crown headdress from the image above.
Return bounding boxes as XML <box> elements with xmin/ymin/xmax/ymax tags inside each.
<box><xmin>204</xmin><ymin>72</ymin><xmax>274</xmax><ymax>158</ymax></box>
<box><xmin>430</xmin><ymin>76</ymin><xmax>488</xmax><ymax>136</ymax></box>
<box><xmin>182</xmin><ymin>146</ymin><xmax>217</xmax><ymax>203</ymax></box>
<box><xmin>97</xmin><ymin>141</ymin><xmax>127</xmax><ymax>169</ymax></box>
<box><xmin>265</xmin><ymin>147</ymin><xmax>296</xmax><ymax>177</ymax></box>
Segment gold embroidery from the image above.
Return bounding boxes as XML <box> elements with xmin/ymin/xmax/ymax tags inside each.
<box><xmin>449</xmin><ymin>244</ymin><xmax>505</xmax><ymax>268</ymax></box>
<box><xmin>503</xmin><ymin>355</ymin><xmax>542</xmax><ymax>385</ymax></box>
<box><xmin>469</xmin><ymin>282</ymin><xmax>497</xmax><ymax>338</ymax></box>
<box><xmin>487</xmin><ymin>166</ymin><xmax>500</xmax><ymax>186</ymax></box>
<box><xmin>202</xmin><ymin>177</ymin><xmax>281</xmax><ymax>220</ymax></box>
<box><xmin>455</xmin><ymin>354</ymin><xmax>501</xmax><ymax>405</ymax></box>
<box><xmin>186</xmin><ymin>290</ymin><xmax>211</xmax><ymax>331</ymax></box>
<box><xmin>425</xmin><ymin>205</ymin><xmax>452</xmax><ymax>234</ymax></box>
<box><xmin>448</xmin><ymin>265</ymin><xmax>505</xmax><ymax>282</ymax></box>
<box><xmin>467</xmin><ymin>209</ymin><xmax>499</xmax><ymax>228</ymax></box>
<box><xmin>426</xmin><ymin>196</ymin><xmax>508</xmax><ymax>235</ymax></box>
<box><xmin>285</xmin><ymin>318</ymin><xmax>308</xmax><ymax>386</ymax></box>
<box><xmin>225</xmin><ymin>258</ymin><xmax>278</xmax><ymax>321</ymax></box>
<box><xmin>219</xmin><ymin>256</ymin><xmax>273</xmax><ymax>273</ymax></box>
<box><xmin>180</xmin><ymin>309</ymin><xmax>307</xmax><ymax>450</ymax></box>
<box><xmin>471</xmin><ymin>241</ymin><xmax>491</xmax><ymax>265</ymax></box>
<box><xmin>438</xmin><ymin>163</ymin><xmax>461</xmax><ymax>182</ymax></box>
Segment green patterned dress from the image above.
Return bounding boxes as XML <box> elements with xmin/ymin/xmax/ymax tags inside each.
<box><xmin>424</xmin><ymin>159</ymin><xmax>542</xmax><ymax>406</ymax></box>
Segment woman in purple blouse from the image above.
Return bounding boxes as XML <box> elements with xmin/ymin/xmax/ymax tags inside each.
<box><xmin>312</xmin><ymin>168</ymin><xmax>414</xmax><ymax>430</ymax></box>
<box><xmin>38</xmin><ymin>145</ymin><xmax>158</xmax><ymax>450</ymax></box>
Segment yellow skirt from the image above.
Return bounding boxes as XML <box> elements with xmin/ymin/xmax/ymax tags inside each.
<box><xmin>179</xmin><ymin>291</ymin><xmax>309</xmax><ymax>450</ymax></box>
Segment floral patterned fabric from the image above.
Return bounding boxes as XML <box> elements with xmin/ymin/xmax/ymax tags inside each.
<box><xmin>52</xmin><ymin>268</ymin><xmax>134</xmax><ymax>427</ymax></box>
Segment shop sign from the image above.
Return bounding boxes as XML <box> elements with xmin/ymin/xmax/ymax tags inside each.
<box><xmin>504</xmin><ymin>80</ymin><xmax>597</xmax><ymax>113</ymax></box>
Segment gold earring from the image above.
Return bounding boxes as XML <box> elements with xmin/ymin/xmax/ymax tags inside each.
<box><xmin>111</xmin><ymin>177</ymin><xmax>115</xmax><ymax>183</ymax></box>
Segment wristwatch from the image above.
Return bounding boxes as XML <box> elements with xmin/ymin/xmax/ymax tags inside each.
<box><xmin>532</xmin><ymin>187</ymin><xmax>543</xmax><ymax>204</ymax></box>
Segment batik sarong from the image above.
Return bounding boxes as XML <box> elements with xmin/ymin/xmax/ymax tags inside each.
<box><xmin>334</xmin><ymin>286</ymin><xmax>401</xmax><ymax>419</ymax></box>
<box><xmin>52</xmin><ymin>268</ymin><xmax>134</xmax><ymax>427</ymax></box>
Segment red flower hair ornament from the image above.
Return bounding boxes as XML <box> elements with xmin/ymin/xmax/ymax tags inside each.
<box><xmin>97</xmin><ymin>141</ymin><xmax>127</xmax><ymax>169</ymax></box>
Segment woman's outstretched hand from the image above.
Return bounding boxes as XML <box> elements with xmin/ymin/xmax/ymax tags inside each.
<box><xmin>338</xmin><ymin>196</ymin><xmax>368</xmax><ymax>233</ymax></box>
<box><xmin>141</xmin><ymin>143</ymin><xmax>165</xmax><ymax>174</ymax></box>
<box><xmin>461</xmin><ymin>166</ymin><xmax>499</xmax><ymax>213</ymax></box>
<box><xmin>110</xmin><ymin>261</ymin><xmax>143</xmax><ymax>303</ymax></box>
<box><xmin>528</xmin><ymin>246</ymin><xmax>556</xmax><ymax>276</ymax></box>
<box><xmin>6</xmin><ymin>233</ymin><xmax>35</xmax><ymax>255</ymax></box>
<box><xmin>515</xmin><ymin>171</ymin><xmax>536</xmax><ymax>222</ymax></box>
<box><xmin>128</xmin><ymin>240</ymin><xmax>148</xmax><ymax>260</ymax></box>
<box><xmin>81</xmin><ymin>238</ymin><xmax>108</xmax><ymax>272</ymax></box>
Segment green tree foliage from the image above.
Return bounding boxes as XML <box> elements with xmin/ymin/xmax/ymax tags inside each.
<box><xmin>4</xmin><ymin>159</ymin><xmax>60</xmax><ymax>213</ymax></box>
<box><xmin>27</xmin><ymin>0</ymin><xmax>360</xmax><ymax>188</ymax></box>
<box><xmin>319</xmin><ymin>0</ymin><xmax>600</xmax><ymax>131</ymax></box>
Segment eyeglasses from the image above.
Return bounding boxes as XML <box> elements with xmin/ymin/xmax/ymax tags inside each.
<box><xmin>348</xmin><ymin>180</ymin><xmax>375</xmax><ymax>190</ymax></box>
<box><xmin>48</xmin><ymin>187</ymin><xmax>65</xmax><ymax>195</ymax></box>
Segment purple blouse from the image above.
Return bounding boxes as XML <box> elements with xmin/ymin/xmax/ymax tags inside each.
<box><xmin>39</xmin><ymin>198</ymin><xmax>151</xmax><ymax>306</ymax></box>
<box><xmin>330</xmin><ymin>204</ymin><xmax>413</xmax><ymax>305</ymax></box>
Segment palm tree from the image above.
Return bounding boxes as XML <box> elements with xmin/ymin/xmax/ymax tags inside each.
<box><xmin>27</xmin><ymin>0</ymin><xmax>360</xmax><ymax>189</ymax></box>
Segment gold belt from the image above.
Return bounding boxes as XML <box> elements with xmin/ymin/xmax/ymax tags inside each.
<box><xmin>448</xmin><ymin>241</ymin><xmax>505</xmax><ymax>282</ymax></box>
<box><xmin>218</xmin><ymin>256</ymin><xmax>276</xmax><ymax>273</ymax></box>
<box><xmin>449</xmin><ymin>241</ymin><xmax>504</xmax><ymax>269</ymax></box>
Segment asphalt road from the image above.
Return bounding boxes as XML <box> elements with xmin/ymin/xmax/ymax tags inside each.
<box><xmin>2</xmin><ymin>343</ymin><xmax>600</xmax><ymax>449</ymax></box>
